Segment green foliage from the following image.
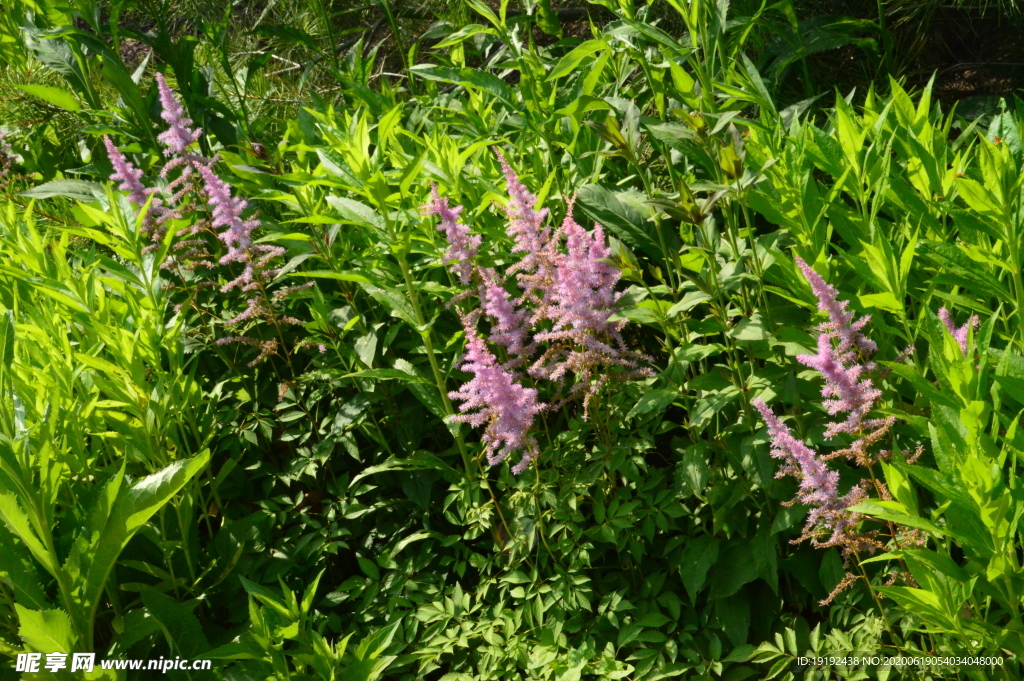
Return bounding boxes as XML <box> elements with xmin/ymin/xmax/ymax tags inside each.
<box><xmin>1</xmin><ymin>0</ymin><xmax>1024</xmax><ymax>680</ymax></box>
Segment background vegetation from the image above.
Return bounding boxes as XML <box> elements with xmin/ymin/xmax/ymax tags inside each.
<box><xmin>2</xmin><ymin>0</ymin><xmax>1024</xmax><ymax>679</ymax></box>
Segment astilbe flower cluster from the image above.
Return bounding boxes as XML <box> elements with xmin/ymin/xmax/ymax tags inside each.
<box><xmin>448</xmin><ymin>316</ymin><xmax>546</xmax><ymax>475</ymax></box>
<box><xmin>753</xmin><ymin>259</ymin><xmax>899</xmax><ymax>564</ymax></box>
<box><xmin>423</xmin><ymin>151</ymin><xmax>651</xmax><ymax>474</ymax></box>
<box><xmin>105</xmin><ymin>73</ymin><xmax>319</xmax><ymax>365</ymax></box>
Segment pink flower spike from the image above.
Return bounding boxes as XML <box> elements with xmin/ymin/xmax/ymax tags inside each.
<box><xmin>795</xmin><ymin>257</ymin><xmax>877</xmax><ymax>357</ymax></box>
<box><xmin>496</xmin><ymin>149</ymin><xmax>552</xmax><ymax>277</ymax></box>
<box><xmin>797</xmin><ymin>333</ymin><xmax>881</xmax><ymax>437</ymax></box>
<box><xmin>197</xmin><ymin>164</ymin><xmax>257</xmax><ymax>265</ymax></box>
<box><xmin>104</xmin><ymin>135</ymin><xmax>174</xmax><ymax>242</ymax></box>
<box><xmin>752</xmin><ymin>398</ymin><xmax>865</xmax><ymax>548</ymax></box>
<box><xmin>155</xmin><ymin>73</ymin><xmax>202</xmax><ymax>156</ymax></box>
<box><xmin>448</xmin><ymin>318</ymin><xmax>545</xmax><ymax>474</ymax></box>
<box><xmin>480</xmin><ymin>272</ymin><xmax>530</xmax><ymax>359</ymax></box>
<box><xmin>104</xmin><ymin>136</ymin><xmax>149</xmax><ymax>204</ymax></box>
<box><xmin>421</xmin><ymin>184</ymin><xmax>480</xmax><ymax>285</ymax></box>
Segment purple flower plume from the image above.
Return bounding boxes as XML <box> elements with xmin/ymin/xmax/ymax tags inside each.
<box><xmin>938</xmin><ymin>307</ymin><xmax>979</xmax><ymax>355</ymax></box>
<box><xmin>155</xmin><ymin>73</ymin><xmax>202</xmax><ymax>156</ymax></box>
<box><xmin>752</xmin><ymin>399</ymin><xmax>868</xmax><ymax>551</ymax></box>
<box><xmin>449</xmin><ymin>319</ymin><xmax>546</xmax><ymax>474</ymax></box>
<box><xmin>544</xmin><ymin>211</ymin><xmax>621</xmax><ymax>340</ymax></box>
<box><xmin>421</xmin><ymin>183</ymin><xmax>481</xmax><ymax>285</ymax></box>
<box><xmin>105</xmin><ymin>136</ymin><xmax>153</xmax><ymax>206</ymax></box>
<box><xmin>480</xmin><ymin>272</ymin><xmax>531</xmax><ymax>359</ymax></box>
<box><xmin>497</xmin><ymin>150</ymin><xmax>554</xmax><ymax>286</ymax></box>
<box><xmin>197</xmin><ymin>165</ymin><xmax>260</xmax><ymax>269</ymax></box>
<box><xmin>104</xmin><ymin>135</ymin><xmax>176</xmax><ymax>246</ymax></box>
<box><xmin>797</xmin><ymin>334</ymin><xmax>881</xmax><ymax>437</ymax></box>
<box><xmin>794</xmin><ymin>257</ymin><xmax>894</xmax><ymax>445</ymax></box>
<box><xmin>423</xmin><ymin>150</ymin><xmax>651</xmax><ymax>470</ymax></box>
<box><xmin>796</xmin><ymin>257</ymin><xmax>876</xmax><ymax>359</ymax></box>
<box><xmin>103</xmin><ymin>76</ymin><xmax>301</xmax><ymax>365</ymax></box>
<box><xmin>753</xmin><ymin>399</ymin><xmax>839</xmax><ymax>505</ymax></box>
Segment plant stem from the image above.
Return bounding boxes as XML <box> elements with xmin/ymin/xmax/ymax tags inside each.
<box><xmin>395</xmin><ymin>238</ymin><xmax>475</xmax><ymax>481</ymax></box>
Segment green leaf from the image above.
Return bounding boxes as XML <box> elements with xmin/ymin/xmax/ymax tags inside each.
<box><xmin>846</xmin><ymin>501</ymin><xmax>948</xmax><ymax>535</ymax></box>
<box><xmin>409</xmin><ymin>65</ymin><xmax>514</xmax><ymax>103</ymax></box>
<box><xmin>548</xmin><ymin>40</ymin><xmax>607</xmax><ymax>81</ymax></box>
<box><xmin>0</xmin><ymin>311</ymin><xmax>12</xmax><ymax>371</ymax></box>
<box><xmin>0</xmin><ymin>494</ymin><xmax>57</xmax><ymax>577</ymax></box>
<box><xmin>627</xmin><ymin>388</ymin><xmax>677</xmax><ymax>420</ymax></box>
<box><xmin>880</xmin><ymin>362</ymin><xmax>959</xmax><ymax>410</ymax></box>
<box><xmin>431</xmin><ymin>24</ymin><xmax>497</xmax><ymax>49</ymax></box>
<box><xmin>576</xmin><ymin>184</ymin><xmax>665</xmax><ymax>265</ymax></box>
<box><xmin>15</xmin><ymin>606</ymin><xmax>74</xmax><ymax>653</ymax></box>
<box><xmin>858</xmin><ymin>291</ymin><xmax>903</xmax><ymax>314</ymax></box>
<box><xmin>342</xmin><ymin>368</ymin><xmax>429</xmax><ymax>383</ymax></box>
<box><xmin>139</xmin><ymin>588</ymin><xmax>209</xmax><ymax>658</ymax></box>
<box><xmin>13</xmin><ymin>84</ymin><xmax>81</xmax><ymax>112</ymax></box>
<box><xmin>20</xmin><ymin>180</ymin><xmax>105</xmax><ymax>202</ymax></box>
<box><xmin>325</xmin><ymin>197</ymin><xmax>384</xmax><ymax>229</ymax></box>
<box><xmin>536</xmin><ymin>0</ymin><xmax>562</xmax><ymax>37</ymax></box>
<box><xmin>709</xmin><ymin>542</ymin><xmax>759</xmax><ymax>599</ymax></box>
<box><xmin>240</xmin><ymin>577</ymin><xmax>292</xmax><ymax>618</ymax></box>
<box><xmin>680</xmin><ymin>443</ymin><xmax>710</xmax><ymax>496</ymax></box>
<box><xmin>0</xmin><ymin>524</ymin><xmax>48</xmax><ymax>611</ymax></box>
<box><xmin>679</xmin><ymin>535</ymin><xmax>718</xmax><ymax>603</ymax></box>
<box><xmin>919</xmin><ymin>240</ymin><xmax>1010</xmax><ymax>302</ymax></box>
<box><xmin>297</xmin><ymin>270</ymin><xmax>373</xmax><ymax>284</ymax></box>
<box><xmin>359</xmin><ymin>285</ymin><xmax>418</xmax><ymax>327</ymax></box>
<box><xmin>111</xmin><ymin>608</ymin><xmax>162</xmax><ymax>654</ymax></box>
<box><xmin>82</xmin><ymin>452</ymin><xmax>210</xmax><ymax>628</ymax></box>
<box><xmin>729</xmin><ymin>314</ymin><xmax>767</xmax><ymax>341</ymax></box>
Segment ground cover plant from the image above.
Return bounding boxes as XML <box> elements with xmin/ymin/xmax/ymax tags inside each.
<box><xmin>3</xmin><ymin>0</ymin><xmax>1024</xmax><ymax>679</ymax></box>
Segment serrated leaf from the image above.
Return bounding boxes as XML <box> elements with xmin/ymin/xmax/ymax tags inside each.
<box><xmin>15</xmin><ymin>606</ymin><xmax>74</xmax><ymax>653</ymax></box>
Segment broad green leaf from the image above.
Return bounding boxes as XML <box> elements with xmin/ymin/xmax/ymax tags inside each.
<box><xmin>431</xmin><ymin>25</ymin><xmax>497</xmax><ymax>49</ymax></box>
<box><xmin>577</xmin><ymin>184</ymin><xmax>664</xmax><ymax>264</ymax></box>
<box><xmin>359</xmin><ymin>285</ymin><xmax>418</xmax><ymax>327</ymax></box>
<box><xmin>729</xmin><ymin>314</ymin><xmax>767</xmax><ymax>341</ymax></box>
<box><xmin>325</xmin><ymin>197</ymin><xmax>384</xmax><ymax>229</ymax></box>
<box><xmin>709</xmin><ymin>542</ymin><xmax>759</xmax><ymax>599</ymax></box>
<box><xmin>0</xmin><ymin>524</ymin><xmax>48</xmax><ymax>611</ymax></box>
<box><xmin>847</xmin><ymin>501</ymin><xmax>948</xmax><ymax>536</ymax></box>
<box><xmin>858</xmin><ymin>291</ymin><xmax>902</xmax><ymax>314</ymax></box>
<box><xmin>680</xmin><ymin>535</ymin><xmax>718</xmax><ymax>603</ymax></box>
<box><xmin>82</xmin><ymin>452</ymin><xmax>210</xmax><ymax>629</ymax></box>
<box><xmin>240</xmin><ymin>577</ymin><xmax>292</xmax><ymax>618</ymax></box>
<box><xmin>0</xmin><ymin>494</ymin><xmax>57</xmax><ymax>577</ymax></box>
<box><xmin>627</xmin><ymin>388</ymin><xmax>677</xmax><ymax>420</ymax></box>
<box><xmin>296</xmin><ymin>270</ymin><xmax>373</xmax><ymax>284</ymax></box>
<box><xmin>919</xmin><ymin>240</ymin><xmax>1010</xmax><ymax>302</ymax></box>
<box><xmin>139</xmin><ymin>588</ymin><xmax>209</xmax><ymax>658</ymax></box>
<box><xmin>548</xmin><ymin>40</ymin><xmax>607</xmax><ymax>81</ymax></box>
<box><xmin>0</xmin><ymin>311</ymin><xmax>13</xmax><ymax>370</ymax></box>
<box><xmin>343</xmin><ymin>368</ymin><xmax>429</xmax><ymax>383</ymax></box>
<box><xmin>15</xmin><ymin>606</ymin><xmax>74</xmax><ymax>653</ymax></box>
